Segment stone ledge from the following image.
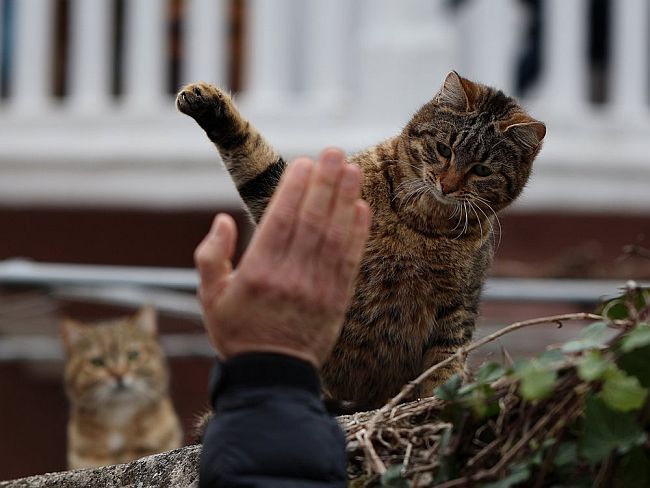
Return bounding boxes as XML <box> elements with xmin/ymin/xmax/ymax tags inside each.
<box><xmin>0</xmin><ymin>445</ymin><xmax>201</xmax><ymax>488</ymax></box>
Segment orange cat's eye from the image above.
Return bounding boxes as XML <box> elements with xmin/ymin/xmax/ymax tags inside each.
<box><xmin>90</xmin><ymin>357</ymin><xmax>105</xmax><ymax>367</ymax></box>
<box><xmin>436</xmin><ymin>142</ymin><xmax>451</xmax><ymax>159</ymax></box>
<box><xmin>472</xmin><ymin>164</ymin><xmax>492</xmax><ymax>177</ymax></box>
<box><xmin>127</xmin><ymin>350</ymin><xmax>140</xmax><ymax>361</ymax></box>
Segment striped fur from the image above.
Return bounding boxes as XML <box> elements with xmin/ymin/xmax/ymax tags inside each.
<box><xmin>177</xmin><ymin>72</ymin><xmax>545</xmax><ymax>409</ymax></box>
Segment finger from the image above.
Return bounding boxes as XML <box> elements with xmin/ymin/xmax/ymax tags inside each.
<box><xmin>194</xmin><ymin>213</ymin><xmax>237</xmax><ymax>302</ymax></box>
<box><xmin>248</xmin><ymin>157</ymin><xmax>313</xmax><ymax>260</ymax></box>
<box><xmin>317</xmin><ymin>164</ymin><xmax>362</xmax><ymax>271</ymax></box>
<box><xmin>337</xmin><ymin>200</ymin><xmax>370</xmax><ymax>292</ymax></box>
<box><xmin>288</xmin><ymin>148</ymin><xmax>346</xmax><ymax>263</ymax></box>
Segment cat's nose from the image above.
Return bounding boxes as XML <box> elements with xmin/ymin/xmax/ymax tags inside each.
<box><xmin>109</xmin><ymin>369</ymin><xmax>127</xmax><ymax>381</ymax></box>
<box><xmin>440</xmin><ymin>181</ymin><xmax>458</xmax><ymax>195</ymax></box>
<box><xmin>440</xmin><ymin>172</ymin><xmax>462</xmax><ymax>195</ymax></box>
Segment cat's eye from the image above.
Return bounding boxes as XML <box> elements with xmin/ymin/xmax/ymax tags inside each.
<box><xmin>472</xmin><ymin>164</ymin><xmax>492</xmax><ymax>177</ymax></box>
<box><xmin>90</xmin><ymin>357</ymin><xmax>105</xmax><ymax>367</ymax></box>
<box><xmin>436</xmin><ymin>142</ymin><xmax>452</xmax><ymax>159</ymax></box>
<box><xmin>127</xmin><ymin>350</ymin><xmax>140</xmax><ymax>361</ymax></box>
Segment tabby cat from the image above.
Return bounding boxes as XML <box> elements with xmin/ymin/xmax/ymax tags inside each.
<box><xmin>60</xmin><ymin>306</ymin><xmax>183</xmax><ymax>469</ymax></box>
<box><xmin>177</xmin><ymin>72</ymin><xmax>545</xmax><ymax>409</ymax></box>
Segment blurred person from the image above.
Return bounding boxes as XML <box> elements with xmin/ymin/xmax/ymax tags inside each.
<box><xmin>195</xmin><ymin>148</ymin><xmax>370</xmax><ymax>487</ymax></box>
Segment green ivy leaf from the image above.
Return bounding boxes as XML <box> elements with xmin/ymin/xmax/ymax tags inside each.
<box><xmin>602</xmin><ymin>299</ymin><xmax>630</xmax><ymax>320</ymax></box>
<box><xmin>476</xmin><ymin>362</ymin><xmax>507</xmax><ymax>384</ymax></box>
<box><xmin>618</xmin><ymin>345</ymin><xmax>650</xmax><ymax>388</ymax></box>
<box><xmin>380</xmin><ymin>464</ymin><xmax>409</xmax><ymax>487</ymax></box>
<box><xmin>634</xmin><ymin>288</ymin><xmax>649</xmax><ymax>310</ymax></box>
<box><xmin>562</xmin><ymin>322</ymin><xmax>609</xmax><ymax>353</ymax></box>
<box><xmin>435</xmin><ymin>373</ymin><xmax>462</xmax><ymax>401</ymax></box>
<box><xmin>538</xmin><ymin>349</ymin><xmax>565</xmax><ymax>366</ymax></box>
<box><xmin>579</xmin><ymin>396</ymin><xmax>646</xmax><ymax>464</ymax></box>
<box><xmin>621</xmin><ymin>325</ymin><xmax>650</xmax><ymax>353</ymax></box>
<box><xmin>516</xmin><ymin>361</ymin><xmax>557</xmax><ymax>401</ymax></box>
<box><xmin>600</xmin><ymin>367</ymin><xmax>648</xmax><ymax>412</ymax></box>
<box><xmin>614</xmin><ymin>446</ymin><xmax>650</xmax><ymax>488</ymax></box>
<box><xmin>482</xmin><ymin>463</ymin><xmax>531</xmax><ymax>488</ymax></box>
<box><xmin>553</xmin><ymin>442</ymin><xmax>578</xmax><ymax>467</ymax></box>
<box><xmin>434</xmin><ymin>427</ymin><xmax>455</xmax><ymax>483</ymax></box>
<box><xmin>511</xmin><ymin>358</ymin><xmax>531</xmax><ymax>377</ymax></box>
<box><xmin>465</xmin><ymin>385</ymin><xmax>500</xmax><ymax>419</ymax></box>
<box><xmin>577</xmin><ymin>350</ymin><xmax>610</xmax><ymax>381</ymax></box>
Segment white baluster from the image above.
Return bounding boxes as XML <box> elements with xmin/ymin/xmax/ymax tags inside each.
<box><xmin>301</xmin><ymin>0</ymin><xmax>350</xmax><ymax>109</ymax></box>
<box><xmin>68</xmin><ymin>0</ymin><xmax>112</xmax><ymax>111</ymax></box>
<box><xmin>536</xmin><ymin>0</ymin><xmax>589</xmax><ymax>116</ymax></box>
<box><xmin>610</xmin><ymin>0</ymin><xmax>649</xmax><ymax>118</ymax></box>
<box><xmin>0</xmin><ymin>2</ymin><xmax>4</xmax><ymax>102</ymax></box>
<box><xmin>242</xmin><ymin>0</ymin><xmax>296</xmax><ymax>109</ymax></box>
<box><xmin>123</xmin><ymin>0</ymin><xmax>167</xmax><ymax>110</ymax></box>
<box><xmin>356</xmin><ymin>0</ymin><xmax>456</xmax><ymax>121</ymax></box>
<box><xmin>10</xmin><ymin>0</ymin><xmax>55</xmax><ymax>112</ymax></box>
<box><xmin>182</xmin><ymin>0</ymin><xmax>228</xmax><ymax>87</ymax></box>
<box><xmin>456</xmin><ymin>0</ymin><xmax>520</xmax><ymax>93</ymax></box>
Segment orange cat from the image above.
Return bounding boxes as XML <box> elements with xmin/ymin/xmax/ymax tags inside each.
<box><xmin>60</xmin><ymin>306</ymin><xmax>183</xmax><ymax>470</ymax></box>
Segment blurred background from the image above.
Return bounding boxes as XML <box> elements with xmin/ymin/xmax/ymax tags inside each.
<box><xmin>0</xmin><ymin>0</ymin><xmax>649</xmax><ymax>480</ymax></box>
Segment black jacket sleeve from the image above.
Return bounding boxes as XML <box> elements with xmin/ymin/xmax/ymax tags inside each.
<box><xmin>199</xmin><ymin>353</ymin><xmax>347</xmax><ymax>488</ymax></box>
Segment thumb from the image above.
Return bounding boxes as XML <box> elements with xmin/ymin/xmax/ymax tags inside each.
<box><xmin>194</xmin><ymin>214</ymin><xmax>238</xmax><ymax>304</ymax></box>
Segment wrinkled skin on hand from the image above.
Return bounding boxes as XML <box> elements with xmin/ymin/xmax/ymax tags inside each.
<box><xmin>194</xmin><ymin>148</ymin><xmax>370</xmax><ymax>368</ymax></box>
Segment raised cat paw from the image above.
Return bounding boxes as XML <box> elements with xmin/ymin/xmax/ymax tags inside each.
<box><xmin>176</xmin><ymin>82</ymin><xmax>233</xmax><ymax>120</ymax></box>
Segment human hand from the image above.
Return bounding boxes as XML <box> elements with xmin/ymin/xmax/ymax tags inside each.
<box><xmin>194</xmin><ymin>148</ymin><xmax>370</xmax><ymax>368</ymax></box>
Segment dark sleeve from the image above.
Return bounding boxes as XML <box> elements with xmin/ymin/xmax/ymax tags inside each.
<box><xmin>199</xmin><ymin>353</ymin><xmax>347</xmax><ymax>488</ymax></box>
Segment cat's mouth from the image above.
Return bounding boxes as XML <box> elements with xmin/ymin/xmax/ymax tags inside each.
<box><xmin>427</xmin><ymin>184</ymin><xmax>458</xmax><ymax>206</ymax></box>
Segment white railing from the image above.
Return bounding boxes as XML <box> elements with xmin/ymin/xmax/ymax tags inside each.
<box><xmin>0</xmin><ymin>0</ymin><xmax>648</xmax><ymax>211</ymax></box>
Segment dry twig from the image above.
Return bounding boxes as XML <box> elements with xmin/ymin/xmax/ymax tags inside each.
<box><xmin>361</xmin><ymin>312</ymin><xmax>602</xmax><ymax>475</ymax></box>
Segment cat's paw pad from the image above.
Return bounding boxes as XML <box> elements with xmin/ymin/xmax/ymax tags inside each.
<box><xmin>176</xmin><ymin>83</ymin><xmax>231</xmax><ymax>118</ymax></box>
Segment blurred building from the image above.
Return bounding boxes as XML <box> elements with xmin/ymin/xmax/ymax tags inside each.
<box><xmin>0</xmin><ymin>0</ymin><xmax>648</xmax><ymax>268</ymax></box>
<box><xmin>0</xmin><ymin>0</ymin><xmax>649</xmax><ymax>480</ymax></box>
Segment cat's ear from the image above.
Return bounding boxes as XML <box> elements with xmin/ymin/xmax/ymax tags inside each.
<box><xmin>60</xmin><ymin>319</ymin><xmax>86</xmax><ymax>353</ymax></box>
<box><xmin>435</xmin><ymin>71</ymin><xmax>482</xmax><ymax>112</ymax></box>
<box><xmin>499</xmin><ymin>114</ymin><xmax>546</xmax><ymax>154</ymax></box>
<box><xmin>133</xmin><ymin>305</ymin><xmax>158</xmax><ymax>336</ymax></box>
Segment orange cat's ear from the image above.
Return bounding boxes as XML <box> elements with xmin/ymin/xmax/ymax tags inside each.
<box><xmin>435</xmin><ymin>71</ymin><xmax>482</xmax><ymax>112</ymax></box>
<box><xmin>499</xmin><ymin>114</ymin><xmax>546</xmax><ymax>154</ymax></box>
<box><xmin>133</xmin><ymin>305</ymin><xmax>158</xmax><ymax>336</ymax></box>
<box><xmin>60</xmin><ymin>319</ymin><xmax>86</xmax><ymax>353</ymax></box>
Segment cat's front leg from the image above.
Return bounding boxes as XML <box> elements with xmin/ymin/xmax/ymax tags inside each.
<box><xmin>419</xmin><ymin>315</ymin><xmax>475</xmax><ymax>397</ymax></box>
<box><xmin>177</xmin><ymin>83</ymin><xmax>285</xmax><ymax>222</ymax></box>
<box><xmin>419</xmin><ymin>347</ymin><xmax>467</xmax><ymax>398</ymax></box>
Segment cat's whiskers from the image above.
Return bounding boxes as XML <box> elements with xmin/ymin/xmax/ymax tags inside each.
<box><xmin>488</xmin><ymin>139</ymin><xmax>507</xmax><ymax>153</ymax></box>
<box><xmin>400</xmin><ymin>183</ymin><xmax>430</xmax><ymax>212</ymax></box>
<box><xmin>448</xmin><ymin>202</ymin><xmax>461</xmax><ymax>220</ymax></box>
<box><xmin>467</xmin><ymin>201</ymin><xmax>484</xmax><ymax>241</ymax></box>
<box><xmin>450</xmin><ymin>203</ymin><xmax>464</xmax><ymax>233</ymax></box>
<box><xmin>469</xmin><ymin>195</ymin><xmax>502</xmax><ymax>249</ymax></box>
<box><xmin>393</xmin><ymin>175</ymin><xmax>422</xmax><ymax>196</ymax></box>
<box><xmin>467</xmin><ymin>196</ymin><xmax>496</xmax><ymax>248</ymax></box>
<box><xmin>463</xmin><ymin>203</ymin><xmax>469</xmax><ymax>236</ymax></box>
<box><xmin>452</xmin><ymin>202</ymin><xmax>470</xmax><ymax>240</ymax></box>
